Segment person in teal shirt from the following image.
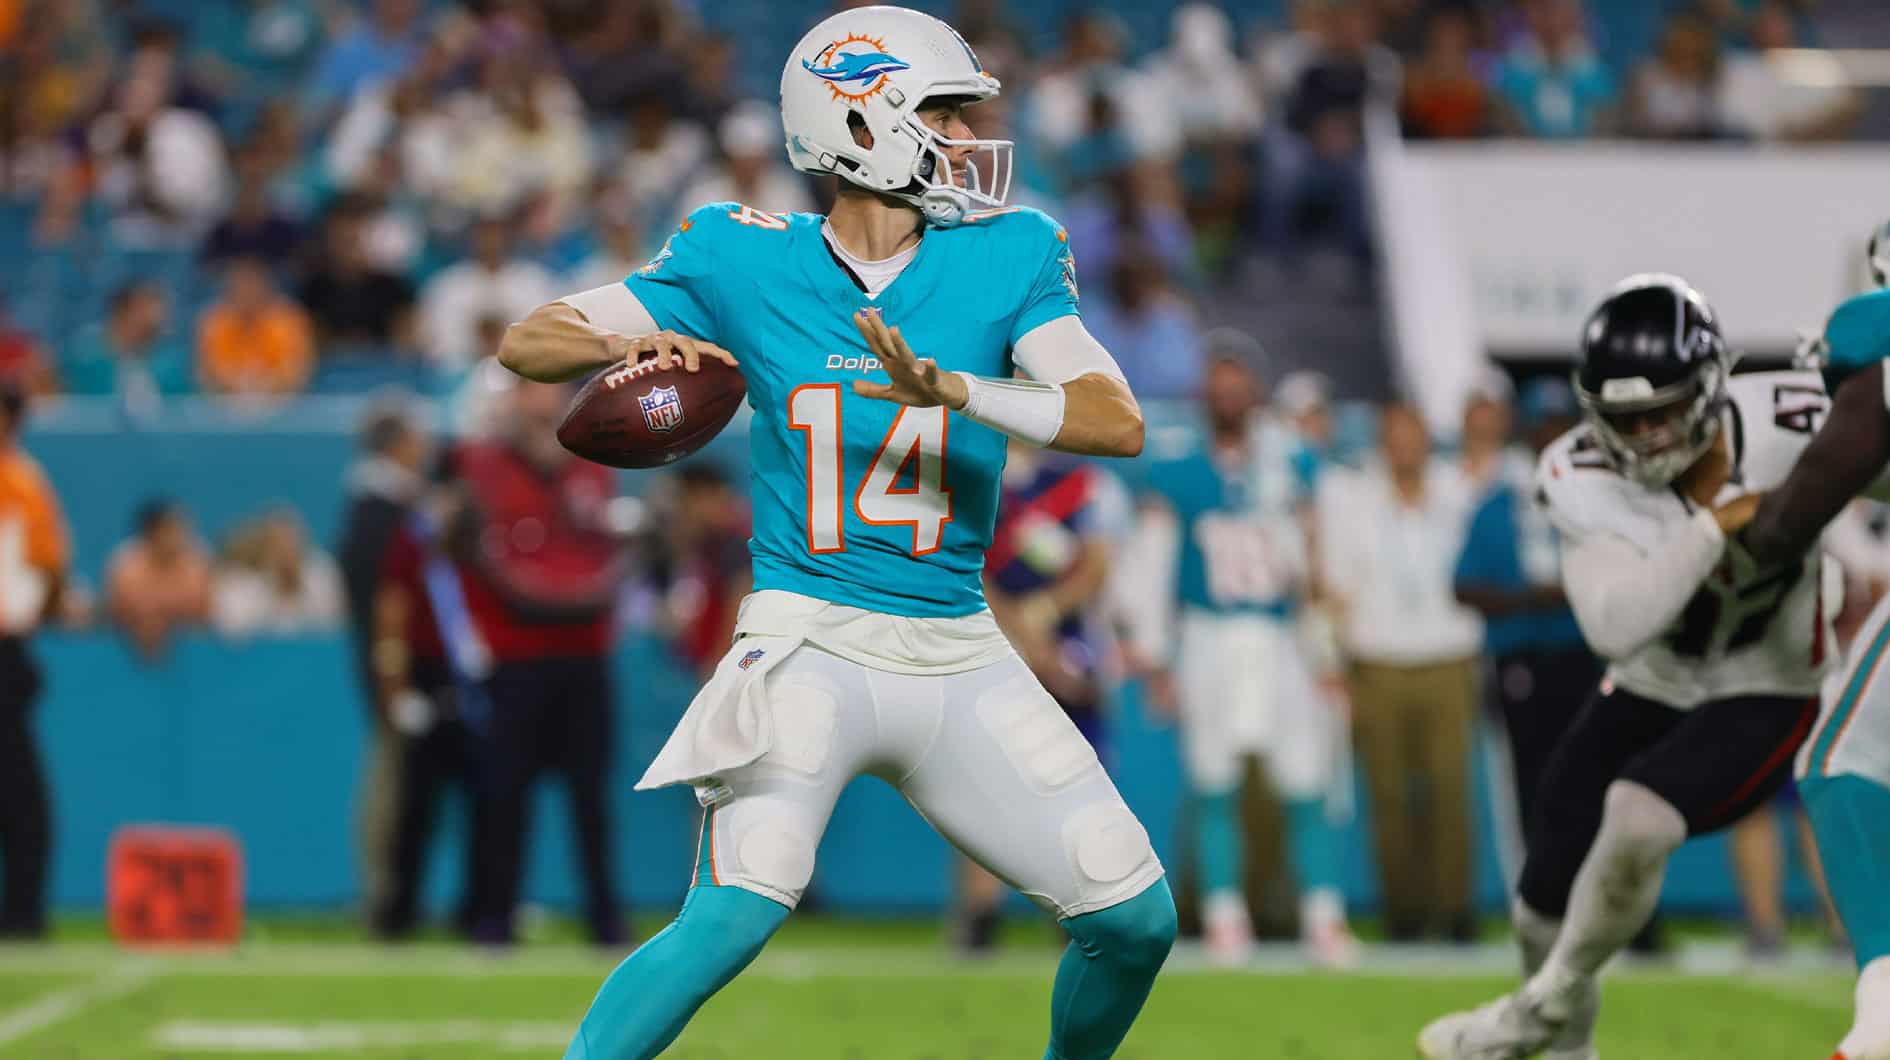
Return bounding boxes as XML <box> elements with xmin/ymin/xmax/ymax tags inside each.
<box><xmin>1494</xmin><ymin>1</ymin><xmax>1619</xmax><ymax>138</ymax></box>
<box><xmin>60</xmin><ymin>284</ymin><xmax>193</xmax><ymax>414</ymax></box>
<box><xmin>1453</xmin><ymin>379</ymin><xmax>1599</xmax><ymax>878</ymax></box>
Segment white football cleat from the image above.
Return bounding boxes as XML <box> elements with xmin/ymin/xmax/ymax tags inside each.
<box><xmin>1416</xmin><ymin>989</ymin><xmax>1565</xmax><ymax>1060</ymax></box>
<box><xmin>1202</xmin><ymin>891</ymin><xmax>1253</xmax><ymax>967</ymax></box>
<box><xmin>1300</xmin><ymin>891</ymin><xmax>1360</xmax><ymax>970</ymax></box>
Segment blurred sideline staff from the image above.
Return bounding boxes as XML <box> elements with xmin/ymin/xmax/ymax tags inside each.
<box><xmin>1453</xmin><ymin>379</ymin><xmax>1599</xmax><ymax>880</ymax></box>
<box><xmin>0</xmin><ymin>380</ymin><xmax>70</xmax><ymax>938</ymax></box>
<box><xmin>1319</xmin><ymin>403</ymin><xmax>1483</xmax><ymax>942</ymax></box>
<box><xmin>338</xmin><ymin>398</ymin><xmax>440</xmax><ymax>938</ymax></box>
<box><xmin>447</xmin><ymin>378</ymin><xmax>632</xmax><ymax>946</ymax></box>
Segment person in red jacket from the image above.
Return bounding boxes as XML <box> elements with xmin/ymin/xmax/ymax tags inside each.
<box><xmin>450</xmin><ymin>378</ymin><xmax>632</xmax><ymax>946</ymax></box>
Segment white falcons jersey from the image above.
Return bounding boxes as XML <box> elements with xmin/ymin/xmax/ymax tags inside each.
<box><xmin>1538</xmin><ymin>370</ymin><xmax>1838</xmax><ymax>709</ymax></box>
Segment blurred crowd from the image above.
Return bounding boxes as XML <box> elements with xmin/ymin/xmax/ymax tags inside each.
<box><xmin>0</xmin><ymin>0</ymin><xmax>1869</xmax><ymax>416</ymax></box>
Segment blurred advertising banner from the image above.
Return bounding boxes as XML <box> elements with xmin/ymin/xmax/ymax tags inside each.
<box><xmin>1407</xmin><ymin>143</ymin><xmax>1890</xmax><ymax>357</ymax></box>
<box><xmin>1367</xmin><ymin>115</ymin><xmax>1890</xmax><ymax>434</ymax></box>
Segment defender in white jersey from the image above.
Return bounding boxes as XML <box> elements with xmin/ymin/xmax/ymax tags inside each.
<box><xmin>1733</xmin><ymin>228</ymin><xmax>1890</xmax><ymax>1060</ymax></box>
<box><xmin>1421</xmin><ymin>275</ymin><xmax>1833</xmax><ymax>1060</ymax></box>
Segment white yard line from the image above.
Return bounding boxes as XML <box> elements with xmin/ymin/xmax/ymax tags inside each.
<box><xmin>0</xmin><ymin>962</ymin><xmax>158</xmax><ymax>1047</ymax></box>
<box><xmin>151</xmin><ymin>1020</ymin><xmax>574</xmax><ymax>1052</ymax></box>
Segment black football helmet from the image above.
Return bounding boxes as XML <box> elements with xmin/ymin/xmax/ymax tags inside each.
<box><xmin>1573</xmin><ymin>273</ymin><xmax>1731</xmax><ymax>488</ymax></box>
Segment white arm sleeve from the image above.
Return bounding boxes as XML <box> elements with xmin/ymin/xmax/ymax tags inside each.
<box><xmin>1560</xmin><ymin>509</ymin><xmax>1727</xmax><ymax>661</ymax></box>
<box><xmin>559</xmin><ymin>284</ymin><xmax>660</xmax><ymax>337</ymax></box>
<box><xmin>1011</xmin><ymin>315</ymin><xmax>1127</xmax><ymax>384</ymax></box>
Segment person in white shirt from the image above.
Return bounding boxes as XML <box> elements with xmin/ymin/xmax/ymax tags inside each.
<box><xmin>1717</xmin><ymin>0</ymin><xmax>1862</xmax><ymax>143</ymax></box>
<box><xmin>1319</xmin><ymin>401</ymin><xmax>1483</xmax><ymax>942</ymax></box>
<box><xmin>87</xmin><ymin>62</ymin><xmax>231</xmax><ymax>247</ymax></box>
<box><xmin>419</xmin><ymin>216</ymin><xmax>557</xmax><ymax>370</ymax></box>
<box><xmin>212</xmin><ymin>509</ymin><xmax>346</xmax><ymax>637</ymax></box>
<box><xmin>1143</xmin><ymin>3</ymin><xmax>1265</xmax><ymax>143</ymax></box>
<box><xmin>443</xmin><ymin>51</ymin><xmax>592</xmax><ymax>221</ymax></box>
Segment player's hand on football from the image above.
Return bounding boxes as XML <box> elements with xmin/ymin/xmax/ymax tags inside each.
<box><xmin>1713</xmin><ymin>492</ymin><xmax>1762</xmax><ymax>535</ymax></box>
<box><xmin>852</xmin><ymin>309</ymin><xmax>969</xmax><ymax>409</ymax></box>
<box><xmin>615</xmin><ymin>330</ymin><xmax>737</xmax><ymax>374</ymax></box>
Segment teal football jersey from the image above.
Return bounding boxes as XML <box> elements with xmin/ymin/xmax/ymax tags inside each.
<box><xmin>1150</xmin><ymin>443</ymin><xmax>1302</xmax><ymax>617</ymax></box>
<box><xmin>625</xmin><ymin>202</ymin><xmax>1079</xmax><ymax>617</ymax></box>
<box><xmin>1821</xmin><ymin>288</ymin><xmax>1890</xmax><ymax>390</ymax></box>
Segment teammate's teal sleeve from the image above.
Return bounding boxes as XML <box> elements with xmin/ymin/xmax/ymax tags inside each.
<box><xmin>624</xmin><ymin>203</ymin><xmax>1078</xmax><ymax>617</ymax></box>
<box><xmin>1820</xmin><ymin>288</ymin><xmax>1890</xmax><ymax>391</ymax></box>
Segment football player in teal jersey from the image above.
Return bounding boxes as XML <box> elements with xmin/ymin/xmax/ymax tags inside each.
<box><xmin>1728</xmin><ymin>224</ymin><xmax>1890</xmax><ymax>1060</ymax></box>
<box><xmin>1140</xmin><ymin>357</ymin><xmax>1356</xmax><ymax>967</ymax></box>
<box><xmin>498</xmin><ymin>7</ymin><xmax>1174</xmax><ymax>1059</ymax></box>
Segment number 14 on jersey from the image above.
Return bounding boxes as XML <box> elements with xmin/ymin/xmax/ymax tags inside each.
<box><xmin>788</xmin><ymin>384</ymin><xmax>954</xmax><ymax>557</ymax></box>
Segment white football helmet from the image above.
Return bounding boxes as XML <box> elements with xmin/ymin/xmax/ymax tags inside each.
<box><xmin>780</xmin><ymin>5</ymin><xmax>1012</xmax><ymax>227</ymax></box>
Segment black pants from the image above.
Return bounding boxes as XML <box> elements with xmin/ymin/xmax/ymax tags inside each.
<box><xmin>1493</xmin><ymin>646</ymin><xmax>1605</xmax><ymax>845</ymax></box>
<box><xmin>0</xmin><ymin>638</ymin><xmax>49</xmax><ymax>937</ymax></box>
<box><xmin>375</xmin><ymin>682</ymin><xmax>488</xmax><ymax>940</ymax></box>
<box><xmin>1518</xmin><ymin>683</ymin><xmax>1818</xmax><ymax>918</ymax></box>
<box><xmin>477</xmin><ymin>654</ymin><xmax>621</xmax><ymax>944</ymax></box>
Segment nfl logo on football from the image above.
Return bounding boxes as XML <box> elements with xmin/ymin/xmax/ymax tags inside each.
<box><xmin>638</xmin><ymin>385</ymin><xmax>685</xmax><ymax>433</ymax></box>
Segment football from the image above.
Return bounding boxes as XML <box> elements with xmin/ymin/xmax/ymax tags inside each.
<box><xmin>557</xmin><ymin>355</ymin><xmax>747</xmax><ymax>469</ymax></box>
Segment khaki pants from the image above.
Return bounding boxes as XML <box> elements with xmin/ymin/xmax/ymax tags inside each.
<box><xmin>1349</xmin><ymin>657</ymin><xmax>1479</xmax><ymax>939</ymax></box>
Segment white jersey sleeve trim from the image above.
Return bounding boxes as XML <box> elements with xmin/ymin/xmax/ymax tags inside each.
<box><xmin>1012</xmin><ymin>316</ymin><xmax>1126</xmax><ymax>385</ymax></box>
<box><xmin>559</xmin><ymin>283</ymin><xmax>660</xmax><ymax>337</ymax></box>
<box><xmin>1560</xmin><ymin>507</ymin><xmax>1726</xmax><ymax>661</ymax></box>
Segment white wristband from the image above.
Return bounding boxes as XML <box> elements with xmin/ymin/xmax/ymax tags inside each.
<box><xmin>955</xmin><ymin>373</ymin><xmax>1066</xmax><ymax>447</ymax></box>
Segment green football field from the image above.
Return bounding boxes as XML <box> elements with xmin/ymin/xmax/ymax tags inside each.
<box><xmin>0</xmin><ymin>922</ymin><xmax>1855</xmax><ymax>1058</ymax></box>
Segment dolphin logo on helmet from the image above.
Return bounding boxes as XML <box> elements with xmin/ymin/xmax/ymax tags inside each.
<box><xmin>802</xmin><ymin>39</ymin><xmax>911</xmax><ymax>101</ymax></box>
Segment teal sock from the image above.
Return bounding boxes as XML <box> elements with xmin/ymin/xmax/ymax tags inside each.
<box><xmin>1803</xmin><ymin>775</ymin><xmax>1890</xmax><ymax>968</ymax></box>
<box><xmin>564</xmin><ymin>884</ymin><xmax>789</xmax><ymax>1060</ymax></box>
<box><xmin>1286</xmin><ymin>795</ymin><xmax>1343</xmax><ymax>895</ymax></box>
<box><xmin>1195</xmin><ymin>789</ymin><xmax>1243</xmax><ymax>897</ymax></box>
<box><xmin>1043</xmin><ymin>879</ymin><xmax>1177</xmax><ymax>1060</ymax></box>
